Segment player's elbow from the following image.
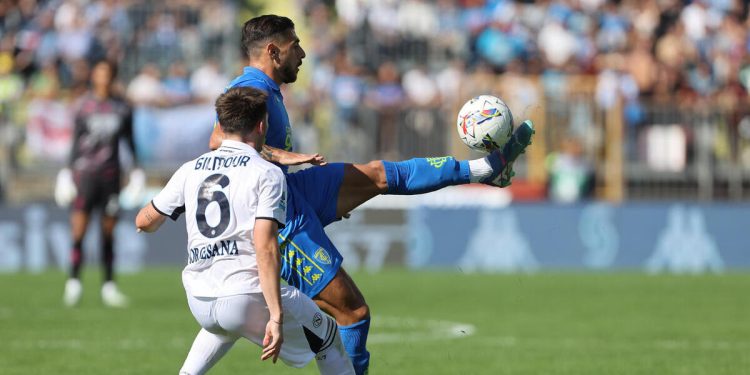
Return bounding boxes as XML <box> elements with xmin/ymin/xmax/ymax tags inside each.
<box><xmin>254</xmin><ymin>234</ymin><xmax>278</xmax><ymax>257</ymax></box>
<box><xmin>254</xmin><ymin>237</ymin><xmax>279</xmax><ymax>264</ymax></box>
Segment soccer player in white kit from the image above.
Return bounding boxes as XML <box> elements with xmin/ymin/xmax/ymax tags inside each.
<box><xmin>135</xmin><ymin>87</ymin><xmax>354</xmax><ymax>375</ymax></box>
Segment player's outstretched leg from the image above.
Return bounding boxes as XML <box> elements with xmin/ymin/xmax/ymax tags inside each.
<box><xmin>335</xmin><ymin>120</ymin><xmax>535</xmax><ymax>218</ymax></box>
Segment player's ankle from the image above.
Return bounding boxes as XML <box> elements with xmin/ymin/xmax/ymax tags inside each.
<box><xmin>468</xmin><ymin>156</ymin><xmax>494</xmax><ymax>182</ymax></box>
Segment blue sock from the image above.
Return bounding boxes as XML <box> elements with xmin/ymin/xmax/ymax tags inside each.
<box><xmin>339</xmin><ymin>319</ymin><xmax>370</xmax><ymax>375</ymax></box>
<box><xmin>382</xmin><ymin>157</ymin><xmax>470</xmax><ymax>195</ymax></box>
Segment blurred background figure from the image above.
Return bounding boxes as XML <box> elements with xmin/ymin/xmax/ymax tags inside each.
<box><xmin>365</xmin><ymin>61</ymin><xmax>404</xmax><ymax>159</ymax></box>
<box><xmin>126</xmin><ymin>63</ymin><xmax>164</xmax><ymax>106</ymax></box>
<box><xmin>189</xmin><ymin>59</ymin><xmax>228</xmax><ymax>103</ymax></box>
<box><xmin>160</xmin><ymin>61</ymin><xmax>192</xmax><ymax>106</ymax></box>
<box><xmin>546</xmin><ymin>136</ymin><xmax>594</xmax><ymax>203</ymax></box>
<box><xmin>55</xmin><ymin>60</ymin><xmax>143</xmax><ymax>308</ymax></box>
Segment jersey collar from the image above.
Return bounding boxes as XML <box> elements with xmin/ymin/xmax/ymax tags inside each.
<box><xmin>219</xmin><ymin>140</ymin><xmax>260</xmax><ymax>155</ymax></box>
<box><xmin>242</xmin><ymin>66</ymin><xmax>281</xmax><ymax>93</ymax></box>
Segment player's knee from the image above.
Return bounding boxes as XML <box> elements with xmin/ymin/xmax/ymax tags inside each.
<box><xmin>351</xmin><ymin>303</ymin><xmax>370</xmax><ymax>323</ymax></box>
<box><xmin>328</xmin><ymin>299</ymin><xmax>369</xmax><ymax>325</ymax></box>
<box><xmin>341</xmin><ymin>302</ymin><xmax>369</xmax><ymax>325</ymax></box>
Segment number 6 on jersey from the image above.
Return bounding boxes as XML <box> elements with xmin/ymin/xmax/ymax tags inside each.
<box><xmin>196</xmin><ymin>174</ymin><xmax>231</xmax><ymax>238</ymax></box>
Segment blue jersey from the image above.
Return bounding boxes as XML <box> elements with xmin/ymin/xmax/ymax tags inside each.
<box><xmin>226</xmin><ymin>67</ymin><xmax>293</xmax><ymax>163</ymax></box>
<box><xmin>220</xmin><ymin>66</ymin><xmax>346</xmax><ymax>298</ymax></box>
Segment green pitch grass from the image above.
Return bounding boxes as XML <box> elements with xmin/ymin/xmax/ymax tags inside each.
<box><xmin>1</xmin><ymin>269</ymin><xmax>748</xmax><ymax>374</ymax></box>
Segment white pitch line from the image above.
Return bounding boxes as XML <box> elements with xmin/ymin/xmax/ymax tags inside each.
<box><xmin>471</xmin><ymin>336</ymin><xmax>750</xmax><ymax>351</ymax></box>
<box><xmin>7</xmin><ymin>316</ymin><xmax>477</xmax><ymax>350</ymax></box>
<box><xmin>11</xmin><ymin>338</ymin><xmax>84</xmax><ymax>350</ymax></box>
<box><xmin>368</xmin><ymin>315</ymin><xmax>476</xmax><ymax>344</ymax></box>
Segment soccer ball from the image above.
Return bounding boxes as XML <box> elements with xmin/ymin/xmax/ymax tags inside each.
<box><xmin>456</xmin><ymin>95</ymin><xmax>514</xmax><ymax>153</ymax></box>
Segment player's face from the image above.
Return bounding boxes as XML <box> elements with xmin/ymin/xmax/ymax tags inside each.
<box><xmin>276</xmin><ymin>29</ymin><xmax>305</xmax><ymax>84</ymax></box>
<box><xmin>91</xmin><ymin>62</ymin><xmax>113</xmax><ymax>90</ymax></box>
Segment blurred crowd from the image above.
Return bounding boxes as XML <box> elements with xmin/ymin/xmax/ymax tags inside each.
<box><xmin>293</xmin><ymin>0</ymin><xmax>750</xmax><ymax>155</ymax></box>
<box><xmin>0</xmin><ymin>0</ymin><xmax>236</xmax><ymax>175</ymax></box>
<box><xmin>290</xmin><ymin>0</ymin><xmax>750</xmax><ymax>200</ymax></box>
<box><xmin>0</xmin><ymin>0</ymin><xmax>235</xmax><ymax>103</ymax></box>
<box><xmin>1</xmin><ymin>0</ymin><xmax>750</xmax><ymax>202</ymax></box>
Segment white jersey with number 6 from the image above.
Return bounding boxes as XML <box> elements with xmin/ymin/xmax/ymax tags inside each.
<box><xmin>151</xmin><ymin>140</ymin><xmax>287</xmax><ymax>298</ymax></box>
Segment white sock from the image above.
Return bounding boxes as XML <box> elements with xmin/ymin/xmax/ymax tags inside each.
<box><xmin>283</xmin><ymin>287</ymin><xmax>354</xmax><ymax>374</ymax></box>
<box><xmin>468</xmin><ymin>156</ymin><xmax>494</xmax><ymax>182</ymax></box>
<box><xmin>314</xmin><ymin>325</ymin><xmax>355</xmax><ymax>375</ymax></box>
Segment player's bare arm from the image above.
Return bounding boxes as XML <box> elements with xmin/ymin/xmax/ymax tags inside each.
<box><xmin>209</xmin><ymin>123</ymin><xmax>325</xmax><ymax>166</ymax></box>
<box><xmin>135</xmin><ymin>203</ymin><xmax>167</xmax><ymax>233</ymax></box>
<box><xmin>261</xmin><ymin>145</ymin><xmax>327</xmax><ymax>166</ymax></box>
<box><xmin>255</xmin><ymin>217</ymin><xmax>284</xmax><ymax>363</ymax></box>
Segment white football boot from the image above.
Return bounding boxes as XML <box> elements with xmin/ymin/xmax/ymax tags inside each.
<box><xmin>63</xmin><ymin>278</ymin><xmax>83</xmax><ymax>307</ymax></box>
<box><xmin>101</xmin><ymin>281</ymin><xmax>129</xmax><ymax>308</ymax></box>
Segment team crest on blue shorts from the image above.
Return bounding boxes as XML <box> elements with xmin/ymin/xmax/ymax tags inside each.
<box><xmin>314</xmin><ymin>248</ymin><xmax>332</xmax><ymax>265</ymax></box>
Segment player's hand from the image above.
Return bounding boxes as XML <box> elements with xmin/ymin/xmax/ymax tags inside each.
<box><xmin>261</xmin><ymin>319</ymin><xmax>283</xmax><ymax>363</ymax></box>
<box><xmin>120</xmin><ymin>168</ymin><xmax>146</xmax><ymax>209</ymax></box>
<box><xmin>278</xmin><ymin>152</ymin><xmax>327</xmax><ymax>166</ymax></box>
<box><xmin>54</xmin><ymin>168</ymin><xmax>77</xmax><ymax>207</ymax></box>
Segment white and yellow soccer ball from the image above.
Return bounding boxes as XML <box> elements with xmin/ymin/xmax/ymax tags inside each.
<box><xmin>456</xmin><ymin>95</ymin><xmax>514</xmax><ymax>153</ymax></box>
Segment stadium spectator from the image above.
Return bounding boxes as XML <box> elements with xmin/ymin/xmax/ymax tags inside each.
<box><xmin>25</xmin><ymin>62</ymin><xmax>71</xmax><ymax>162</ymax></box>
<box><xmin>126</xmin><ymin>63</ymin><xmax>164</xmax><ymax>106</ymax></box>
<box><xmin>162</xmin><ymin>61</ymin><xmax>192</xmax><ymax>105</ymax></box>
<box><xmin>0</xmin><ymin>52</ymin><xmax>23</xmax><ymax>105</ymax></box>
<box><xmin>546</xmin><ymin>136</ymin><xmax>595</xmax><ymax>203</ymax></box>
<box><xmin>365</xmin><ymin>61</ymin><xmax>404</xmax><ymax>157</ymax></box>
<box><xmin>189</xmin><ymin>59</ymin><xmax>228</xmax><ymax>103</ymax></box>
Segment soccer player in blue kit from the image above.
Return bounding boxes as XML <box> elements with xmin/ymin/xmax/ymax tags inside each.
<box><xmin>209</xmin><ymin>15</ymin><xmax>535</xmax><ymax>374</ymax></box>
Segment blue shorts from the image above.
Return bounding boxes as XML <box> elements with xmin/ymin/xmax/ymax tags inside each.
<box><xmin>278</xmin><ymin>163</ymin><xmax>345</xmax><ymax>298</ymax></box>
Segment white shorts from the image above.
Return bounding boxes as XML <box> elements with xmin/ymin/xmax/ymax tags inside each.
<box><xmin>186</xmin><ymin>286</ymin><xmax>336</xmax><ymax>368</ymax></box>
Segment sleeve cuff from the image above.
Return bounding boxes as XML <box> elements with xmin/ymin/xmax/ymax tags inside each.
<box><xmin>151</xmin><ymin>200</ymin><xmax>185</xmax><ymax>221</ymax></box>
<box><xmin>256</xmin><ymin>216</ymin><xmax>285</xmax><ymax>229</ymax></box>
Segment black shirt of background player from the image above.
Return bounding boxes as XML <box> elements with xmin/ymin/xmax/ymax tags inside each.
<box><xmin>69</xmin><ymin>93</ymin><xmax>136</xmax><ymax>179</ymax></box>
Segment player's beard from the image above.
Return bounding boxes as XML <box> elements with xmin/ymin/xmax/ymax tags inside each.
<box><xmin>280</xmin><ymin>61</ymin><xmax>300</xmax><ymax>84</ymax></box>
